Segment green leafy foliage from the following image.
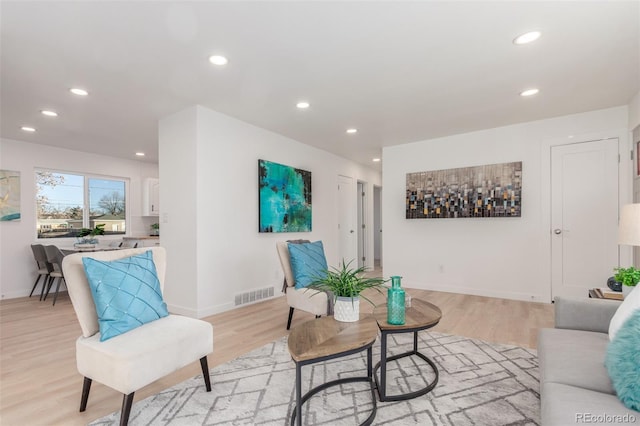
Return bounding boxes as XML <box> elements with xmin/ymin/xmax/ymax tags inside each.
<box><xmin>305</xmin><ymin>260</ymin><xmax>387</xmax><ymax>305</ymax></box>
<box><xmin>614</xmin><ymin>267</ymin><xmax>640</xmax><ymax>287</ymax></box>
<box><xmin>79</xmin><ymin>224</ymin><xmax>105</xmax><ymax>238</ymax></box>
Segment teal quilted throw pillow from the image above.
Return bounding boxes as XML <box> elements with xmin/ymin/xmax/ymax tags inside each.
<box><xmin>82</xmin><ymin>250</ymin><xmax>168</xmax><ymax>341</ymax></box>
<box><xmin>605</xmin><ymin>308</ymin><xmax>640</xmax><ymax>411</ymax></box>
<box><xmin>288</xmin><ymin>241</ymin><xmax>328</xmax><ymax>289</ymax></box>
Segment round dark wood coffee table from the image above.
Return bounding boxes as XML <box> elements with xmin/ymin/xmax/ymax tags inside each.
<box><xmin>287</xmin><ymin>315</ymin><xmax>379</xmax><ymax>426</ymax></box>
<box><xmin>372</xmin><ymin>298</ymin><xmax>442</xmax><ymax>401</ymax></box>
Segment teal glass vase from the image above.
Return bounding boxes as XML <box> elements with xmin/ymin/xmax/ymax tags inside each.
<box><xmin>387</xmin><ymin>276</ymin><xmax>405</xmax><ymax>325</ymax></box>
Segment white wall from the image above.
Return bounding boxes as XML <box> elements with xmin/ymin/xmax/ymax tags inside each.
<box><xmin>159</xmin><ymin>105</ymin><xmax>382</xmax><ymax>318</ymax></box>
<box><xmin>0</xmin><ymin>138</ymin><xmax>158</xmax><ymax>299</ymax></box>
<box><xmin>383</xmin><ymin>106</ymin><xmax>630</xmax><ymax>303</ymax></box>
<box><xmin>629</xmin><ymin>90</ymin><xmax>640</xmax><ymax>131</ymax></box>
<box><xmin>157</xmin><ymin>107</ymin><xmax>199</xmax><ymax>314</ymax></box>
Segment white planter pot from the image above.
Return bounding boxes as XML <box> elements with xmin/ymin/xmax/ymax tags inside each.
<box><xmin>334</xmin><ymin>296</ymin><xmax>360</xmax><ymax>322</ymax></box>
<box><xmin>622</xmin><ymin>285</ymin><xmax>635</xmax><ymax>299</ymax></box>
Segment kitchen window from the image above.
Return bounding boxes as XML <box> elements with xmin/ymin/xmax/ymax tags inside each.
<box><xmin>36</xmin><ymin>170</ymin><xmax>128</xmax><ymax>239</ymax></box>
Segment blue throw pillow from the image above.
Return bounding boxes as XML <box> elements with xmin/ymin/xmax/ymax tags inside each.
<box><xmin>288</xmin><ymin>241</ymin><xmax>328</xmax><ymax>289</ymax></box>
<box><xmin>605</xmin><ymin>308</ymin><xmax>640</xmax><ymax>411</ymax></box>
<box><xmin>82</xmin><ymin>250</ymin><xmax>168</xmax><ymax>341</ymax></box>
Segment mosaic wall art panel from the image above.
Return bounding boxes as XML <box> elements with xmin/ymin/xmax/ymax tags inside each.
<box><xmin>258</xmin><ymin>159</ymin><xmax>312</xmax><ymax>232</ymax></box>
<box><xmin>406</xmin><ymin>162</ymin><xmax>522</xmax><ymax>219</ymax></box>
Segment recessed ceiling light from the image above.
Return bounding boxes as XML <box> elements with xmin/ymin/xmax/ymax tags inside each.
<box><xmin>209</xmin><ymin>55</ymin><xmax>228</xmax><ymax>66</ymax></box>
<box><xmin>70</xmin><ymin>88</ymin><xmax>88</xmax><ymax>96</ymax></box>
<box><xmin>41</xmin><ymin>110</ymin><xmax>58</xmax><ymax>117</ymax></box>
<box><xmin>346</xmin><ymin>128</ymin><xmax>358</xmax><ymax>134</ymax></box>
<box><xmin>21</xmin><ymin>126</ymin><xmax>36</xmax><ymax>132</ymax></box>
<box><xmin>373</xmin><ymin>158</ymin><xmax>381</xmax><ymax>162</ymax></box>
<box><xmin>135</xmin><ymin>152</ymin><xmax>145</xmax><ymax>157</ymax></box>
<box><xmin>513</xmin><ymin>31</ymin><xmax>541</xmax><ymax>45</ymax></box>
<box><xmin>296</xmin><ymin>101</ymin><xmax>310</xmax><ymax>109</ymax></box>
<box><xmin>520</xmin><ymin>88</ymin><xmax>539</xmax><ymax>97</ymax></box>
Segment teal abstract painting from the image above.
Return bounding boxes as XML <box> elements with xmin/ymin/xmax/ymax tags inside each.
<box><xmin>259</xmin><ymin>159</ymin><xmax>311</xmax><ymax>233</ymax></box>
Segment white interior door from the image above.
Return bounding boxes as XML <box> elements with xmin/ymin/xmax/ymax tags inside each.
<box><xmin>373</xmin><ymin>186</ymin><xmax>382</xmax><ymax>266</ymax></box>
<box><xmin>338</xmin><ymin>175</ymin><xmax>357</xmax><ymax>266</ymax></box>
<box><xmin>551</xmin><ymin>138</ymin><xmax>619</xmax><ymax>299</ymax></box>
<box><xmin>357</xmin><ymin>182</ymin><xmax>366</xmax><ymax>268</ymax></box>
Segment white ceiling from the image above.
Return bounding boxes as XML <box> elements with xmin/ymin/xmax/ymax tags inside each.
<box><xmin>1</xmin><ymin>1</ymin><xmax>639</xmax><ymax>169</ymax></box>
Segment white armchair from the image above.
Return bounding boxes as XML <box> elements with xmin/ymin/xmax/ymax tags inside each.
<box><xmin>61</xmin><ymin>247</ymin><xmax>213</xmax><ymax>426</ymax></box>
<box><xmin>276</xmin><ymin>241</ymin><xmax>329</xmax><ymax>329</ymax></box>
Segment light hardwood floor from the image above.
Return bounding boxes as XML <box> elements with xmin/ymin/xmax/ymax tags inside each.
<box><xmin>0</xmin><ymin>289</ymin><xmax>553</xmax><ymax>426</ymax></box>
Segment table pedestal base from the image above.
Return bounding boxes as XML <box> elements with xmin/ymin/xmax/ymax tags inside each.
<box><xmin>291</xmin><ymin>347</ymin><xmax>377</xmax><ymax>426</ymax></box>
<box><xmin>374</xmin><ymin>331</ymin><xmax>439</xmax><ymax>402</ymax></box>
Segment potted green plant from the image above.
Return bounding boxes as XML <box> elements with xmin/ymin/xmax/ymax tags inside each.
<box><xmin>306</xmin><ymin>260</ymin><xmax>386</xmax><ymax>322</ymax></box>
<box><xmin>613</xmin><ymin>266</ymin><xmax>640</xmax><ymax>298</ymax></box>
<box><xmin>76</xmin><ymin>224</ymin><xmax>105</xmax><ymax>246</ymax></box>
<box><xmin>150</xmin><ymin>222</ymin><xmax>160</xmax><ymax>236</ymax></box>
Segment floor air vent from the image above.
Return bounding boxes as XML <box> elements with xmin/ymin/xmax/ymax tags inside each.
<box><xmin>234</xmin><ymin>286</ymin><xmax>275</xmax><ymax>306</ymax></box>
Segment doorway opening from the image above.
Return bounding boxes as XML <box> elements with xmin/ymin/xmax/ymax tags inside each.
<box><xmin>373</xmin><ymin>185</ymin><xmax>382</xmax><ymax>271</ymax></box>
<box><xmin>357</xmin><ymin>181</ymin><xmax>367</xmax><ymax>268</ymax></box>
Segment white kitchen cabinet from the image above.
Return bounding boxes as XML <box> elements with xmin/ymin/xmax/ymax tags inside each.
<box><xmin>142</xmin><ymin>178</ymin><xmax>160</xmax><ymax>216</ymax></box>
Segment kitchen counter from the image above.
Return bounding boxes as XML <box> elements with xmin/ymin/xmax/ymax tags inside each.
<box><xmin>122</xmin><ymin>236</ymin><xmax>160</xmax><ymax>247</ymax></box>
<box><xmin>123</xmin><ymin>236</ymin><xmax>159</xmax><ymax>240</ymax></box>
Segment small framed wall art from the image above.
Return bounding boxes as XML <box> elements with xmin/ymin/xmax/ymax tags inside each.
<box><xmin>0</xmin><ymin>169</ymin><xmax>21</xmax><ymax>221</ymax></box>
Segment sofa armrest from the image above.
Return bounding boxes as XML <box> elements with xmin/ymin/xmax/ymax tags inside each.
<box><xmin>554</xmin><ymin>297</ymin><xmax>620</xmax><ymax>333</ymax></box>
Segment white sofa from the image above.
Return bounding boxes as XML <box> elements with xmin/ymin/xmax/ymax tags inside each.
<box><xmin>538</xmin><ymin>297</ymin><xmax>638</xmax><ymax>425</ymax></box>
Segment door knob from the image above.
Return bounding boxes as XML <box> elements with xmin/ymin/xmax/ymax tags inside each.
<box><xmin>350</xmin><ymin>230</ymin><xmax>354</xmax><ymax>233</ymax></box>
<box><xmin>554</xmin><ymin>229</ymin><xmax>562</xmax><ymax>235</ymax></box>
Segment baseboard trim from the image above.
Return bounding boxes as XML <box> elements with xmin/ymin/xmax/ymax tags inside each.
<box><xmin>1</xmin><ymin>289</ymin><xmax>68</xmax><ymax>300</ymax></box>
<box><xmin>166</xmin><ymin>303</ymin><xmax>199</xmax><ymax>318</ymax></box>
<box><xmin>404</xmin><ymin>281</ymin><xmax>550</xmax><ymax>303</ymax></box>
<box><xmin>166</xmin><ymin>301</ymin><xmax>236</xmax><ymax>319</ymax></box>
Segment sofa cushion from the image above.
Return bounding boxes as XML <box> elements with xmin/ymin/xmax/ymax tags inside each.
<box><xmin>76</xmin><ymin>314</ymin><xmax>213</xmax><ymax>395</ymax></box>
<box><xmin>82</xmin><ymin>250</ymin><xmax>168</xmax><ymax>341</ymax></box>
<box><xmin>288</xmin><ymin>241</ymin><xmax>328</xmax><ymax>289</ymax></box>
<box><xmin>541</xmin><ymin>382</ymin><xmax>638</xmax><ymax>426</ymax></box>
<box><xmin>605</xmin><ymin>309</ymin><xmax>640</xmax><ymax>411</ymax></box>
<box><xmin>609</xmin><ymin>284</ymin><xmax>640</xmax><ymax>340</ymax></box>
<box><xmin>286</xmin><ymin>286</ymin><xmax>329</xmax><ymax>316</ymax></box>
<box><xmin>538</xmin><ymin>328</ymin><xmax>614</xmax><ymax>395</ymax></box>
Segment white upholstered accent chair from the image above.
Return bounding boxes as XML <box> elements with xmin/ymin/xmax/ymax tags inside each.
<box><xmin>276</xmin><ymin>241</ymin><xmax>329</xmax><ymax>330</ymax></box>
<box><xmin>61</xmin><ymin>247</ymin><xmax>213</xmax><ymax>426</ymax></box>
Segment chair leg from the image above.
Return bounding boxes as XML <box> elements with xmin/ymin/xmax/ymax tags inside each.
<box><xmin>286</xmin><ymin>307</ymin><xmax>295</xmax><ymax>330</ymax></box>
<box><xmin>39</xmin><ymin>275</ymin><xmax>49</xmax><ymax>301</ymax></box>
<box><xmin>52</xmin><ymin>278</ymin><xmax>65</xmax><ymax>306</ymax></box>
<box><xmin>200</xmin><ymin>356</ymin><xmax>212</xmax><ymax>391</ymax></box>
<box><xmin>43</xmin><ymin>276</ymin><xmax>55</xmax><ymax>301</ymax></box>
<box><xmin>120</xmin><ymin>392</ymin><xmax>135</xmax><ymax>426</ymax></box>
<box><xmin>79</xmin><ymin>377</ymin><xmax>92</xmax><ymax>412</ymax></box>
<box><xmin>29</xmin><ymin>275</ymin><xmax>42</xmax><ymax>297</ymax></box>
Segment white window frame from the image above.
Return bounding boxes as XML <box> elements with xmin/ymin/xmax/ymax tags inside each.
<box><xmin>35</xmin><ymin>168</ymin><xmax>130</xmax><ymax>241</ymax></box>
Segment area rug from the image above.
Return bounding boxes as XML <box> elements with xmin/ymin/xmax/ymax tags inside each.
<box><xmin>90</xmin><ymin>331</ymin><xmax>539</xmax><ymax>426</ymax></box>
